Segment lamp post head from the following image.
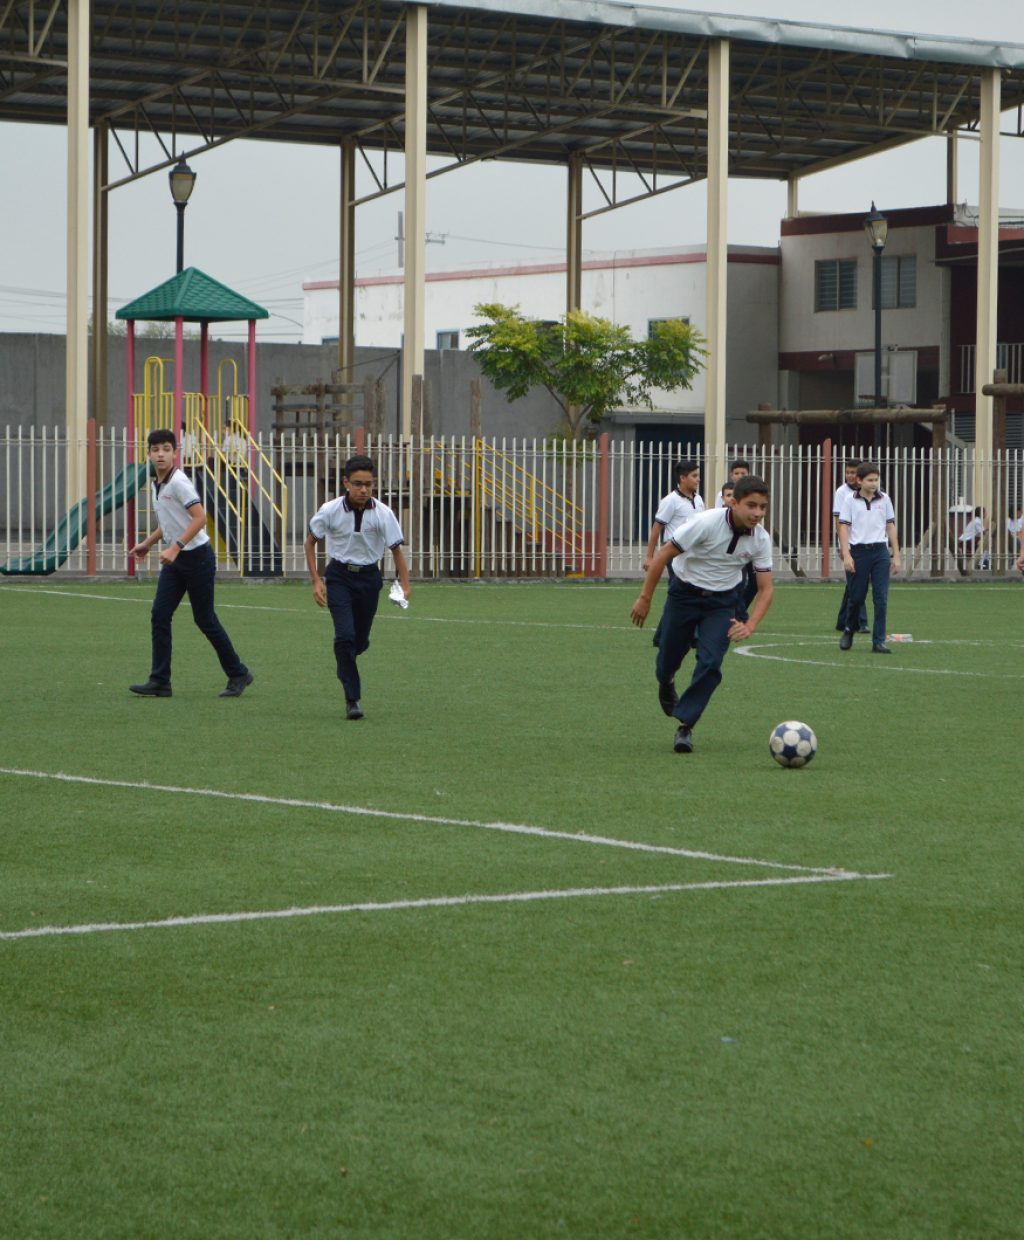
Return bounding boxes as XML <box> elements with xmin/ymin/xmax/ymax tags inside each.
<box><xmin>169</xmin><ymin>156</ymin><xmax>197</xmax><ymax>206</ymax></box>
<box><xmin>863</xmin><ymin>200</ymin><xmax>888</xmax><ymax>254</ymax></box>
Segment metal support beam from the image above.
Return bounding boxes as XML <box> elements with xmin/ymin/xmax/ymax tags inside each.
<box><xmin>704</xmin><ymin>38</ymin><xmax>729</xmax><ymax>495</ymax></box>
<box><xmin>974</xmin><ymin>67</ymin><xmax>1000</xmax><ymax>509</ymax></box>
<box><xmin>338</xmin><ymin>138</ymin><xmax>357</xmax><ymax>379</ymax></box>
<box><xmin>401</xmin><ymin>4</ymin><xmax>427</xmax><ymax>438</ymax></box>
<box><xmin>66</xmin><ymin>0</ymin><xmax>90</xmax><ymax>503</ymax></box>
<box><xmin>566</xmin><ymin>153</ymin><xmax>583</xmax><ymax>318</ymax></box>
<box><xmin>786</xmin><ymin>176</ymin><xmax>799</xmax><ymax>219</ymax></box>
<box><xmin>92</xmin><ymin>123</ymin><xmax>109</xmax><ymax>429</ymax></box>
<box><xmin>945</xmin><ymin>130</ymin><xmax>958</xmax><ymax>205</ymax></box>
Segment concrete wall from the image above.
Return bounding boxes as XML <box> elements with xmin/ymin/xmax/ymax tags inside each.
<box><xmin>0</xmin><ymin>333</ymin><xmax>563</xmax><ymax>440</ymax></box>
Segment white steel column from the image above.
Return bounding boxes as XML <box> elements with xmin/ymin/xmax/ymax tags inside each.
<box><xmin>92</xmin><ymin>123</ymin><xmax>108</xmax><ymax>427</ymax></box>
<box><xmin>402</xmin><ymin>4</ymin><xmax>427</xmax><ymax>437</ymax></box>
<box><xmin>66</xmin><ymin>0</ymin><xmax>90</xmax><ymax>501</ymax></box>
<box><xmin>974</xmin><ymin>67</ymin><xmax>1000</xmax><ymax>508</ymax></box>
<box><xmin>705</xmin><ymin>38</ymin><xmax>730</xmax><ymax>496</ymax></box>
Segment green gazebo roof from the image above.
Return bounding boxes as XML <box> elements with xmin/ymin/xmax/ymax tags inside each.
<box><xmin>115</xmin><ymin>267</ymin><xmax>269</xmax><ymax>323</ymax></box>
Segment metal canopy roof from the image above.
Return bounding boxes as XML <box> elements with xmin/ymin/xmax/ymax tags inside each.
<box><xmin>3</xmin><ymin>1</ymin><xmax>1023</xmax><ymax>204</ymax></box>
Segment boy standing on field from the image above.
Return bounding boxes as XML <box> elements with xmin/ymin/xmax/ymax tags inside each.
<box><xmin>631</xmin><ymin>475</ymin><xmax>774</xmax><ymax>754</ymax></box>
<box><xmin>833</xmin><ymin>461</ymin><xmax>869</xmax><ymax>634</ymax></box>
<box><xmin>305</xmin><ymin>455</ymin><xmax>411</xmax><ymax>720</ymax></box>
<box><xmin>129</xmin><ymin>429</ymin><xmax>253</xmax><ymax>698</ymax></box>
<box><xmin>642</xmin><ymin>460</ymin><xmax>705</xmax><ymax>649</ymax></box>
<box><xmin>837</xmin><ymin>463</ymin><xmax>901</xmax><ymax>654</ymax></box>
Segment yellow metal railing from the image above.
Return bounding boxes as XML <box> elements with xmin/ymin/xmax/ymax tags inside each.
<box><xmin>469</xmin><ymin>439</ymin><xmax>584</xmax><ymax>573</ymax></box>
<box><xmin>132</xmin><ymin>356</ymin><xmax>287</xmax><ymax>574</ymax></box>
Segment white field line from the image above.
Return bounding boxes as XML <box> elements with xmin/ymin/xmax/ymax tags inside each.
<box><xmin>0</xmin><ymin>766</ymin><xmax>871</xmax><ymax>877</ymax></box>
<box><xmin>0</xmin><ymin>873</ymin><xmax>889</xmax><ymax>942</ymax></box>
<box><xmin>736</xmin><ymin>641</ymin><xmax>1024</xmax><ymax>678</ymax></box>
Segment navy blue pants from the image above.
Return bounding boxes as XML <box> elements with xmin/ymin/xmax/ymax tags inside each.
<box><xmin>843</xmin><ymin>543</ymin><xmax>890</xmax><ymax>645</ymax></box>
<box><xmin>149</xmin><ymin>544</ymin><xmax>247</xmax><ymax>685</ymax></box>
<box><xmin>325</xmin><ymin>561</ymin><xmax>382</xmax><ymax>702</ymax></box>
<box><xmin>836</xmin><ymin>580</ymin><xmax>868</xmax><ymax>631</ymax></box>
<box><xmin>655</xmin><ymin>577</ymin><xmax>741</xmax><ymax>728</ymax></box>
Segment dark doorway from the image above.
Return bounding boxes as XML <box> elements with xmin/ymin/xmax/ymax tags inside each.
<box><xmin>633</xmin><ymin>422</ymin><xmax>705</xmax><ymax>534</ymax></box>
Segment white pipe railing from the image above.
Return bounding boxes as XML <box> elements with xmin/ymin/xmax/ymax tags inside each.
<box><xmin>2</xmin><ymin>428</ymin><xmax>1022</xmax><ymax>580</ymax></box>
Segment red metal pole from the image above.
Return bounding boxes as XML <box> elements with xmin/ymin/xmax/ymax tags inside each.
<box><xmin>86</xmin><ymin>417</ymin><xmax>97</xmax><ymax>577</ymax></box>
<box><xmin>355</xmin><ymin>426</ymin><xmax>366</xmax><ymax>457</ymax></box>
<box><xmin>821</xmin><ymin>437</ymin><xmax>832</xmax><ymax>579</ymax></box>
<box><xmin>597</xmin><ymin>432</ymin><xmax>610</xmax><ymax>577</ymax></box>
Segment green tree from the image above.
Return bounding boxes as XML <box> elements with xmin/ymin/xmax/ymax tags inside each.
<box><xmin>466</xmin><ymin>304</ymin><xmax>707</xmax><ymax>440</ymax></box>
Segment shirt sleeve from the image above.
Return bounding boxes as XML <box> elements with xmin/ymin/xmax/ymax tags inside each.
<box><xmin>884</xmin><ymin>495</ymin><xmax>896</xmax><ymax>524</ymax></box>
<box><xmin>752</xmin><ymin>529</ymin><xmax>773</xmax><ymax>573</ymax></box>
<box><xmin>671</xmin><ymin>514</ymin><xmax>707</xmax><ymax>553</ymax></box>
<box><xmin>381</xmin><ymin>505</ymin><xmax>405</xmax><ymax>548</ymax></box>
<box><xmin>653</xmin><ymin>493</ymin><xmax>675</xmax><ymax>526</ymax></box>
<box><xmin>832</xmin><ymin>486</ymin><xmax>845</xmax><ymax>515</ymax></box>
<box><xmin>837</xmin><ymin>494</ymin><xmax>853</xmax><ymax>525</ymax></box>
<box><xmin>308</xmin><ymin>503</ymin><xmax>331</xmax><ymax>540</ymax></box>
<box><xmin>172</xmin><ymin>472</ymin><xmax>202</xmax><ymax>508</ymax></box>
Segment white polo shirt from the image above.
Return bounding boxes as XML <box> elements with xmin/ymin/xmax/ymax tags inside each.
<box><xmin>669</xmin><ymin>507</ymin><xmax>772</xmax><ymax>591</ymax></box>
<box><xmin>653</xmin><ymin>488</ymin><xmax>705</xmax><ymax>541</ymax></box>
<box><xmin>838</xmin><ymin>491</ymin><xmax>895</xmax><ymax>544</ymax></box>
<box><xmin>959</xmin><ymin>516</ymin><xmax>984</xmax><ymax>545</ymax></box>
<box><xmin>152</xmin><ymin>468</ymin><xmax>209</xmax><ymax>549</ymax></box>
<box><xmin>308</xmin><ymin>496</ymin><xmax>405</xmax><ymax>565</ymax></box>
<box><xmin>832</xmin><ymin>481</ymin><xmax>858</xmax><ymax>516</ymax></box>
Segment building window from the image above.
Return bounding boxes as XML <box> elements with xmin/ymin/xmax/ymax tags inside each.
<box><xmin>877</xmin><ymin>255</ymin><xmax>916</xmax><ymax>309</ymax></box>
<box><xmin>815</xmin><ymin>259</ymin><xmax>858</xmax><ymax>312</ymax></box>
<box><xmin>647</xmin><ymin>316</ymin><xmax>690</xmax><ymax>338</ymax></box>
<box><xmin>436</xmin><ymin>329</ymin><xmax>460</xmax><ymax>351</ymax></box>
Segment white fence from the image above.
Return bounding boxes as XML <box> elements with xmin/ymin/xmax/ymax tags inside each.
<box><xmin>2</xmin><ymin>427</ymin><xmax>1023</xmax><ymax>580</ymax></box>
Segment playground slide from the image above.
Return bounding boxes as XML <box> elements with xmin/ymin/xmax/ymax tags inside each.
<box><xmin>202</xmin><ymin>473</ymin><xmax>283</xmax><ymax>577</ymax></box>
<box><xmin>1</xmin><ymin>464</ymin><xmax>148</xmax><ymax>576</ymax></box>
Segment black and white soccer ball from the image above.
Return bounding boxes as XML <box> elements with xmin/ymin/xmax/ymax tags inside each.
<box><xmin>769</xmin><ymin>720</ymin><xmax>818</xmax><ymax>768</ymax></box>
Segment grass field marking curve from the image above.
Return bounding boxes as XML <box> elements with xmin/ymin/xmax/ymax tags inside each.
<box><xmin>0</xmin><ymin>766</ymin><xmax>872</xmax><ymax>877</ymax></box>
<box><xmin>0</xmin><ymin>873</ymin><xmax>890</xmax><ymax>943</ymax></box>
<box><xmin>735</xmin><ymin>640</ymin><xmax>1024</xmax><ymax>679</ymax></box>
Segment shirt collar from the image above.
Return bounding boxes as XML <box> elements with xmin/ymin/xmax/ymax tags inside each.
<box><xmin>342</xmin><ymin>496</ymin><xmax>375</xmax><ymax>512</ymax></box>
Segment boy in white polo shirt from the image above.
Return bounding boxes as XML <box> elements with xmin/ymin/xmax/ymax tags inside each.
<box><xmin>833</xmin><ymin>461</ymin><xmax>869</xmax><ymax>634</ymax></box>
<box><xmin>129</xmin><ymin>428</ymin><xmax>252</xmax><ymax>698</ymax></box>
<box><xmin>304</xmin><ymin>454</ymin><xmax>411</xmax><ymax>720</ymax></box>
<box><xmin>837</xmin><ymin>462</ymin><xmax>901</xmax><ymax>654</ymax></box>
<box><xmin>642</xmin><ymin>460</ymin><xmax>705</xmax><ymax>649</ymax></box>
<box><xmin>630</xmin><ymin>475</ymin><xmax>774</xmax><ymax>754</ymax></box>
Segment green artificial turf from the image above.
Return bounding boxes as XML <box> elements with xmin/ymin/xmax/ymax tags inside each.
<box><xmin>1</xmin><ymin>578</ymin><xmax>1022</xmax><ymax>1238</ymax></box>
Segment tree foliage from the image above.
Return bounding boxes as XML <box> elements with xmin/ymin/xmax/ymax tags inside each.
<box><xmin>467</xmin><ymin>304</ymin><xmax>707</xmax><ymax>440</ymax></box>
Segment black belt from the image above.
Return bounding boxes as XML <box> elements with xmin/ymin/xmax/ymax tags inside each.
<box><xmin>333</xmin><ymin>560</ymin><xmax>378</xmax><ymax>572</ymax></box>
<box><xmin>851</xmin><ymin>542</ymin><xmax>887</xmax><ymax>549</ymax></box>
<box><xmin>679</xmin><ymin>579</ymin><xmax>737</xmax><ymax>598</ymax></box>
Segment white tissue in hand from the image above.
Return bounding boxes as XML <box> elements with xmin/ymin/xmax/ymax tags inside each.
<box><xmin>388</xmin><ymin>579</ymin><xmax>408</xmax><ymax>609</ymax></box>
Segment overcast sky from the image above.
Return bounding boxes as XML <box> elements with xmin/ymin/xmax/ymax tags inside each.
<box><xmin>1</xmin><ymin>0</ymin><xmax>1022</xmax><ymax>340</ymax></box>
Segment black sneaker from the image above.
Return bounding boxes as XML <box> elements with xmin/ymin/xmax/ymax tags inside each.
<box><xmin>871</xmin><ymin>643</ymin><xmax>891</xmax><ymax>654</ymax></box>
<box><xmin>129</xmin><ymin>680</ymin><xmax>171</xmax><ymax>697</ymax></box>
<box><xmin>345</xmin><ymin>699</ymin><xmax>365</xmax><ymax>720</ymax></box>
<box><xmin>857</xmin><ymin>626</ymin><xmax>870</xmax><ymax>634</ymax></box>
<box><xmin>838</xmin><ymin>630</ymin><xmax>854</xmax><ymax>651</ymax></box>
<box><xmin>657</xmin><ymin>680</ymin><xmax>678</xmax><ymax>717</ymax></box>
<box><xmin>673</xmin><ymin>724</ymin><xmax>694</xmax><ymax>754</ymax></box>
<box><xmin>219</xmin><ymin>670</ymin><xmax>254</xmax><ymax>698</ymax></box>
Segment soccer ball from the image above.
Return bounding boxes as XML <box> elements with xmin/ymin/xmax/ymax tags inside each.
<box><xmin>769</xmin><ymin>720</ymin><xmax>817</xmax><ymax>768</ymax></box>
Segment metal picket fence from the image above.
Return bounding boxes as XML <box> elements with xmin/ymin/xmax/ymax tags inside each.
<box><xmin>2</xmin><ymin>426</ymin><xmax>1022</xmax><ymax>580</ymax></box>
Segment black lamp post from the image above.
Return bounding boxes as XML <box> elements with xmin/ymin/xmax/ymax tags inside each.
<box><xmin>863</xmin><ymin>201</ymin><xmax>888</xmax><ymax>407</ymax></box>
<box><xmin>168</xmin><ymin>156</ymin><xmax>197</xmax><ymax>273</ymax></box>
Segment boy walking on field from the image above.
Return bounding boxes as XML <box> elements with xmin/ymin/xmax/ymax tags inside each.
<box><xmin>129</xmin><ymin>429</ymin><xmax>252</xmax><ymax>698</ymax></box>
<box><xmin>837</xmin><ymin>462</ymin><xmax>901</xmax><ymax>654</ymax></box>
<box><xmin>305</xmin><ymin>455</ymin><xmax>411</xmax><ymax>720</ymax></box>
